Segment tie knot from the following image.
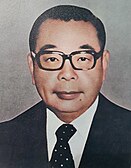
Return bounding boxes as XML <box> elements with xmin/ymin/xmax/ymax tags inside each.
<box><xmin>56</xmin><ymin>124</ymin><xmax>77</xmax><ymax>142</ymax></box>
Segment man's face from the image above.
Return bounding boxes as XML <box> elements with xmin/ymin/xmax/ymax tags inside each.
<box><xmin>28</xmin><ymin>19</ymin><xmax>109</xmax><ymax>122</ymax></box>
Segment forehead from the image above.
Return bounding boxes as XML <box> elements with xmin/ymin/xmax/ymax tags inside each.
<box><xmin>36</xmin><ymin>19</ymin><xmax>100</xmax><ymax>52</ymax></box>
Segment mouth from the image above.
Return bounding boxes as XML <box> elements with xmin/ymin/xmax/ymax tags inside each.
<box><xmin>53</xmin><ymin>91</ymin><xmax>83</xmax><ymax>100</ymax></box>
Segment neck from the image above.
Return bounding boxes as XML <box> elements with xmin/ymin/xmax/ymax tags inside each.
<box><xmin>52</xmin><ymin>110</ymin><xmax>86</xmax><ymax>123</ymax></box>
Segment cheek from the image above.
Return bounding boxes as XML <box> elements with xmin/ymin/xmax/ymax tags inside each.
<box><xmin>33</xmin><ymin>70</ymin><xmax>57</xmax><ymax>98</ymax></box>
<box><xmin>79</xmin><ymin>67</ymin><xmax>103</xmax><ymax>92</ymax></box>
<box><xmin>34</xmin><ymin>68</ymin><xmax>55</xmax><ymax>85</ymax></box>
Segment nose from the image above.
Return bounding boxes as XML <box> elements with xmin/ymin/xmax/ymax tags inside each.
<box><xmin>57</xmin><ymin>60</ymin><xmax>78</xmax><ymax>81</ymax></box>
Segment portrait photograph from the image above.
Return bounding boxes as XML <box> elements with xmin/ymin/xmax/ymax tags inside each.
<box><xmin>0</xmin><ymin>0</ymin><xmax>131</xmax><ymax>168</ymax></box>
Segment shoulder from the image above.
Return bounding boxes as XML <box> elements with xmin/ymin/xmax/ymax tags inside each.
<box><xmin>0</xmin><ymin>100</ymin><xmax>46</xmax><ymax>132</ymax></box>
<box><xmin>99</xmin><ymin>93</ymin><xmax>131</xmax><ymax>115</ymax></box>
<box><xmin>0</xmin><ymin>100</ymin><xmax>47</xmax><ymax>151</ymax></box>
<box><xmin>0</xmin><ymin>101</ymin><xmax>47</xmax><ymax>166</ymax></box>
<box><xmin>96</xmin><ymin>93</ymin><xmax>131</xmax><ymax>134</ymax></box>
<box><xmin>92</xmin><ymin>94</ymin><xmax>131</xmax><ymax>152</ymax></box>
<box><xmin>97</xmin><ymin>93</ymin><xmax>131</xmax><ymax>135</ymax></box>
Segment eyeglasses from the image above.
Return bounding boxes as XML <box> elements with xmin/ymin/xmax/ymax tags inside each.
<box><xmin>31</xmin><ymin>49</ymin><xmax>103</xmax><ymax>71</ymax></box>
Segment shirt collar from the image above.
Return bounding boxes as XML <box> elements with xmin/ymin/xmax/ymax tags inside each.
<box><xmin>47</xmin><ymin>96</ymin><xmax>99</xmax><ymax>139</ymax></box>
<box><xmin>71</xmin><ymin>96</ymin><xmax>99</xmax><ymax>138</ymax></box>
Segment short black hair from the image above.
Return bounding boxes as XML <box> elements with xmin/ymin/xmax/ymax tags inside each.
<box><xmin>29</xmin><ymin>5</ymin><xmax>106</xmax><ymax>52</ymax></box>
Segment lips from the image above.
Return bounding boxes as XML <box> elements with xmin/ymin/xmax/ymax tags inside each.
<box><xmin>54</xmin><ymin>91</ymin><xmax>82</xmax><ymax>100</ymax></box>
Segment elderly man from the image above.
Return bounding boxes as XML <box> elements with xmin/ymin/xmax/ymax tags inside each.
<box><xmin>0</xmin><ymin>5</ymin><xmax>131</xmax><ymax>168</ymax></box>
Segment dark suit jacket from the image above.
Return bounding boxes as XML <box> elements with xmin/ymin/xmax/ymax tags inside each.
<box><xmin>0</xmin><ymin>94</ymin><xmax>131</xmax><ymax>168</ymax></box>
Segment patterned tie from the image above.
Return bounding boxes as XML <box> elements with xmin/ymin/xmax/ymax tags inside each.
<box><xmin>49</xmin><ymin>124</ymin><xmax>77</xmax><ymax>168</ymax></box>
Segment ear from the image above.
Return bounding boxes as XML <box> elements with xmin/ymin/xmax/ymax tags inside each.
<box><xmin>102</xmin><ymin>50</ymin><xmax>110</xmax><ymax>81</ymax></box>
<box><xmin>27</xmin><ymin>53</ymin><xmax>35</xmax><ymax>85</ymax></box>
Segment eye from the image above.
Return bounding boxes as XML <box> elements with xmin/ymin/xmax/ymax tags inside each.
<box><xmin>77</xmin><ymin>57</ymin><xmax>91</xmax><ymax>62</ymax></box>
<box><xmin>45</xmin><ymin>57</ymin><xmax>59</xmax><ymax>62</ymax></box>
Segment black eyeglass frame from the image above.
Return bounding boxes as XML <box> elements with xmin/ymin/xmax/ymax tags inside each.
<box><xmin>31</xmin><ymin>49</ymin><xmax>103</xmax><ymax>71</ymax></box>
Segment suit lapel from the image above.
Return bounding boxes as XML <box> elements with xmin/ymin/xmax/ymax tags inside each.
<box><xmin>29</xmin><ymin>101</ymin><xmax>49</xmax><ymax>168</ymax></box>
<box><xmin>78</xmin><ymin>94</ymin><xmax>131</xmax><ymax>168</ymax></box>
<box><xmin>78</xmin><ymin>94</ymin><xmax>115</xmax><ymax>168</ymax></box>
<box><xmin>10</xmin><ymin>101</ymin><xmax>49</xmax><ymax>168</ymax></box>
<box><xmin>78</xmin><ymin>95</ymin><xmax>105</xmax><ymax>168</ymax></box>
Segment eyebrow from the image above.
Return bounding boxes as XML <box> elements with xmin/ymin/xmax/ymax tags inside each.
<box><xmin>38</xmin><ymin>43</ymin><xmax>95</xmax><ymax>52</ymax></box>
<box><xmin>79</xmin><ymin>44</ymin><xmax>94</xmax><ymax>50</ymax></box>
<box><xmin>39</xmin><ymin>44</ymin><xmax>57</xmax><ymax>51</ymax></box>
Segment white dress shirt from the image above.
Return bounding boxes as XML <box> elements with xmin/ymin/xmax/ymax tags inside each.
<box><xmin>47</xmin><ymin>96</ymin><xmax>98</xmax><ymax>168</ymax></box>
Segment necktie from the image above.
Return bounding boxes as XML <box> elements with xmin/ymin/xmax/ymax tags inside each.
<box><xmin>49</xmin><ymin>124</ymin><xmax>77</xmax><ymax>168</ymax></box>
